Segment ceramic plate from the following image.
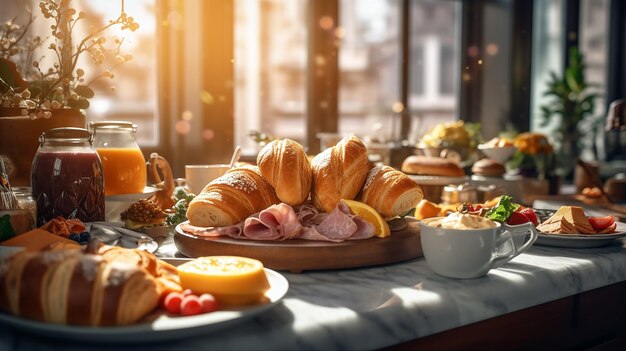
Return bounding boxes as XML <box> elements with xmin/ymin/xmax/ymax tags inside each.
<box><xmin>0</xmin><ymin>267</ymin><xmax>288</xmax><ymax>343</ymax></box>
<box><xmin>536</xmin><ymin>221</ymin><xmax>626</xmax><ymax>248</ymax></box>
<box><xmin>408</xmin><ymin>175</ymin><xmax>469</xmax><ymax>185</ymax></box>
<box><xmin>104</xmin><ymin>186</ymin><xmax>158</xmax><ymax>202</ymax></box>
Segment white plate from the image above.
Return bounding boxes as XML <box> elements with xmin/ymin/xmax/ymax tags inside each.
<box><xmin>104</xmin><ymin>186</ymin><xmax>158</xmax><ymax>202</ymax></box>
<box><xmin>408</xmin><ymin>175</ymin><xmax>469</xmax><ymax>186</ymax></box>
<box><xmin>0</xmin><ymin>268</ymin><xmax>288</xmax><ymax>343</ymax></box>
<box><xmin>535</xmin><ymin>221</ymin><xmax>626</xmax><ymax>248</ymax></box>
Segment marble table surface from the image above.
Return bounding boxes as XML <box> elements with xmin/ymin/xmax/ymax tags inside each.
<box><xmin>2</xmin><ymin>236</ymin><xmax>626</xmax><ymax>351</ymax></box>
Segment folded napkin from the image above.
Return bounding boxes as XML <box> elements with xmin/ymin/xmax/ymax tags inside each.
<box><xmin>87</xmin><ymin>222</ymin><xmax>158</xmax><ymax>253</ymax></box>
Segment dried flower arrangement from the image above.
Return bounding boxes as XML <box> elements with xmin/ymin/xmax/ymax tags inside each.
<box><xmin>0</xmin><ymin>0</ymin><xmax>138</xmax><ymax>119</ymax></box>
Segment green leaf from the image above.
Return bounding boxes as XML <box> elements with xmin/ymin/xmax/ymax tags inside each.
<box><xmin>0</xmin><ymin>58</ymin><xmax>28</xmax><ymax>91</ymax></box>
<box><xmin>74</xmin><ymin>85</ymin><xmax>95</xmax><ymax>98</ymax></box>
<box><xmin>486</xmin><ymin>195</ymin><xmax>520</xmax><ymax>222</ymax></box>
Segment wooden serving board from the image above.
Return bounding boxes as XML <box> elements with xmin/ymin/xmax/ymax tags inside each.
<box><xmin>174</xmin><ymin>218</ymin><xmax>423</xmax><ymax>273</ymax></box>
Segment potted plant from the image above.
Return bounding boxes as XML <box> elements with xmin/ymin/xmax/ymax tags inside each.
<box><xmin>0</xmin><ymin>0</ymin><xmax>138</xmax><ymax>185</ymax></box>
<box><xmin>540</xmin><ymin>47</ymin><xmax>599</xmax><ymax>179</ymax></box>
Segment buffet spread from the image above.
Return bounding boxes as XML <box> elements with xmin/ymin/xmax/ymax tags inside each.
<box><xmin>0</xmin><ymin>121</ymin><xmax>625</xmax><ymax>347</ymax></box>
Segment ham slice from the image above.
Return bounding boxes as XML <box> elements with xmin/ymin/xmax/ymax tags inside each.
<box><xmin>243</xmin><ymin>203</ymin><xmax>302</xmax><ymax>240</ymax></box>
<box><xmin>182</xmin><ymin>201</ymin><xmax>376</xmax><ymax>242</ymax></box>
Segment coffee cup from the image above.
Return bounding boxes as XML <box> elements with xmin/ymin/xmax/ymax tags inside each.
<box><xmin>185</xmin><ymin>164</ymin><xmax>230</xmax><ymax>195</ymax></box>
<box><xmin>420</xmin><ymin>217</ymin><xmax>538</xmax><ymax>279</ymax></box>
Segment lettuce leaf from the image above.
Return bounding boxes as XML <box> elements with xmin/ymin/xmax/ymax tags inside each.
<box><xmin>486</xmin><ymin>195</ymin><xmax>520</xmax><ymax>222</ymax></box>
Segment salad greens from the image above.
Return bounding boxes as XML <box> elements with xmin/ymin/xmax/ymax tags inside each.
<box><xmin>485</xmin><ymin>195</ymin><xmax>520</xmax><ymax>222</ymax></box>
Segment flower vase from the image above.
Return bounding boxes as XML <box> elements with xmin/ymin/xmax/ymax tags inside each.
<box><xmin>0</xmin><ymin>107</ymin><xmax>86</xmax><ymax>186</ymax></box>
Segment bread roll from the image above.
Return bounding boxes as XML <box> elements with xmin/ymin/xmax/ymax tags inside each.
<box><xmin>357</xmin><ymin>165</ymin><xmax>424</xmax><ymax>219</ymax></box>
<box><xmin>187</xmin><ymin>166</ymin><xmax>280</xmax><ymax>227</ymax></box>
<box><xmin>311</xmin><ymin>136</ymin><xmax>369</xmax><ymax>213</ymax></box>
<box><xmin>401</xmin><ymin>155</ymin><xmax>465</xmax><ymax>177</ymax></box>
<box><xmin>471</xmin><ymin>158</ymin><xmax>505</xmax><ymax>178</ymax></box>
<box><xmin>0</xmin><ymin>245</ymin><xmax>179</xmax><ymax>326</ymax></box>
<box><xmin>257</xmin><ymin>139</ymin><xmax>312</xmax><ymax>205</ymax></box>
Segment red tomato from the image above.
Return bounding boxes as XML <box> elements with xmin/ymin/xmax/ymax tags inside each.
<box><xmin>588</xmin><ymin>216</ymin><xmax>615</xmax><ymax>231</ymax></box>
<box><xmin>181</xmin><ymin>295</ymin><xmax>203</xmax><ymax>316</ymax></box>
<box><xmin>182</xmin><ymin>289</ymin><xmax>195</xmax><ymax>296</ymax></box>
<box><xmin>507</xmin><ymin>211</ymin><xmax>530</xmax><ymax>225</ymax></box>
<box><xmin>518</xmin><ymin>208</ymin><xmax>539</xmax><ymax>226</ymax></box>
<box><xmin>199</xmin><ymin>294</ymin><xmax>219</xmax><ymax>313</ymax></box>
<box><xmin>163</xmin><ymin>292</ymin><xmax>184</xmax><ymax>314</ymax></box>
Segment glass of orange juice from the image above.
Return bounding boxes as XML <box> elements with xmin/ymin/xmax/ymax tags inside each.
<box><xmin>89</xmin><ymin>121</ymin><xmax>147</xmax><ymax>195</ymax></box>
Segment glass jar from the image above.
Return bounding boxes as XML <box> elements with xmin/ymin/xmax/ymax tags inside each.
<box><xmin>13</xmin><ymin>186</ymin><xmax>36</xmax><ymax>226</ymax></box>
<box><xmin>89</xmin><ymin>121</ymin><xmax>147</xmax><ymax>196</ymax></box>
<box><xmin>31</xmin><ymin>127</ymin><xmax>105</xmax><ymax>226</ymax></box>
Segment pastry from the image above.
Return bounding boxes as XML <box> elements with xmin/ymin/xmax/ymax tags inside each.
<box><xmin>401</xmin><ymin>155</ymin><xmax>465</xmax><ymax>177</ymax></box>
<box><xmin>257</xmin><ymin>139</ymin><xmax>312</xmax><ymax>205</ymax></box>
<box><xmin>120</xmin><ymin>199</ymin><xmax>167</xmax><ymax>230</ymax></box>
<box><xmin>0</xmin><ymin>244</ymin><xmax>181</xmax><ymax>326</ymax></box>
<box><xmin>310</xmin><ymin>136</ymin><xmax>369</xmax><ymax>213</ymax></box>
<box><xmin>357</xmin><ymin>165</ymin><xmax>424</xmax><ymax>219</ymax></box>
<box><xmin>187</xmin><ymin>166</ymin><xmax>280</xmax><ymax>227</ymax></box>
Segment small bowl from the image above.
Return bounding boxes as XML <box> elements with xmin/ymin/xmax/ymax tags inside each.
<box><xmin>477</xmin><ymin>145</ymin><xmax>517</xmax><ymax>164</ymax></box>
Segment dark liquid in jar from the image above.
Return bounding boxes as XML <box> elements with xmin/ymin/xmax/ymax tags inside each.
<box><xmin>31</xmin><ymin>151</ymin><xmax>105</xmax><ymax>226</ymax></box>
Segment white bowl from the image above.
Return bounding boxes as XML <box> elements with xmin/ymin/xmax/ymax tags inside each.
<box><xmin>477</xmin><ymin>145</ymin><xmax>517</xmax><ymax>164</ymax></box>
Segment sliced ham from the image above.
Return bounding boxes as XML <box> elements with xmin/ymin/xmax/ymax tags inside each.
<box><xmin>182</xmin><ymin>201</ymin><xmax>376</xmax><ymax>242</ymax></box>
<box><xmin>243</xmin><ymin>203</ymin><xmax>302</xmax><ymax>240</ymax></box>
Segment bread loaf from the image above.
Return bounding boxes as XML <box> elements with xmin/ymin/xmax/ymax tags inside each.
<box><xmin>187</xmin><ymin>166</ymin><xmax>280</xmax><ymax>227</ymax></box>
<box><xmin>257</xmin><ymin>139</ymin><xmax>312</xmax><ymax>205</ymax></box>
<box><xmin>401</xmin><ymin>155</ymin><xmax>465</xmax><ymax>177</ymax></box>
<box><xmin>357</xmin><ymin>165</ymin><xmax>424</xmax><ymax>219</ymax></box>
<box><xmin>311</xmin><ymin>136</ymin><xmax>369</xmax><ymax>213</ymax></box>
<box><xmin>0</xmin><ymin>244</ymin><xmax>181</xmax><ymax>326</ymax></box>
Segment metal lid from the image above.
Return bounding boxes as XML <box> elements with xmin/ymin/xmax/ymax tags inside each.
<box><xmin>39</xmin><ymin>127</ymin><xmax>92</xmax><ymax>144</ymax></box>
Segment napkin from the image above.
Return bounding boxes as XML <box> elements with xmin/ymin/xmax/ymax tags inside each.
<box><xmin>87</xmin><ymin>222</ymin><xmax>158</xmax><ymax>253</ymax></box>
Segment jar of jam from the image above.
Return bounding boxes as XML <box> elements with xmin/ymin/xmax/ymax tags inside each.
<box><xmin>31</xmin><ymin>127</ymin><xmax>105</xmax><ymax>226</ymax></box>
<box><xmin>89</xmin><ymin>121</ymin><xmax>147</xmax><ymax>196</ymax></box>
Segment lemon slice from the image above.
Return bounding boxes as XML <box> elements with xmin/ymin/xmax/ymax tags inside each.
<box><xmin>177</xmin><ymin>256</ymin><xmax>270</xmax><ymax>306</ymax></box>
<box><xmin>342</xmin><ymin>199</ymin><xmax>391</xmax><ymax>238</ymax></box>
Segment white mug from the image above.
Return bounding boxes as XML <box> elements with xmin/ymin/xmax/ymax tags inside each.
<box><xmin>185</xmin><ymin>164</ymin><xmax>230</xmax><ymax>195</ymax></box>
<box><xmin>420</xmin><ymin>218</ymin><xmax>538</xmax><ymax>279</ymax></box>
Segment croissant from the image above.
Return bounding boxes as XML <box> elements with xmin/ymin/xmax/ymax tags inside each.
<box><xmin>187</xmin><ymin>165</ymin><xmax>280</xmax><ymax>227</ymax></box>
<box><xmin>357</xmin><ymin>165</ymin><xmax>424</xmax><ymax>219</ymax></box>
<box><xmin>257</xmin><ymin>139</ymin><xmax>312</xmax><ymax>205</ymax></box>
<box><xmin>311</xmin><ymin>136</ymin><xmax>369</xmax><ymax>213</ymax></box>
<box><xmin>0</xmin><ymin>245</ymin><xmax>180</xmax><ymax>326</ymax></box>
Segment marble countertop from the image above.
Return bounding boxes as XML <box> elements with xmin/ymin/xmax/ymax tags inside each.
<box><xmin>2</xmin><ymin>237</ymin><xmax>626</xmax><ymax>350</ymax></box>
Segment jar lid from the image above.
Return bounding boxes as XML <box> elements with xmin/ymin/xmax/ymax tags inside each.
<box><xmin>40</xmin><ymin>127</ymin><xmax>92</xmax><ymax>144</ymax></box>
<box><xmin>89</xmin><ymin>121</ymin><xmax>137</xmax><ymax>133</ymax></box>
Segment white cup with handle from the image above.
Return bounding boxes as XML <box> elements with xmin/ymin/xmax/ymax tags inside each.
<box><xmin>420</xmin><ymin>217</ymin><xmax>538</xmax><ymax>279</ymax></box>
<box><xmin>184</xmin><ymin>164</ymin><xmax>230</xmax><ymax>195</ymax></box>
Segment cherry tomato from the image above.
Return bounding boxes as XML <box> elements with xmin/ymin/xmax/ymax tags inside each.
<box><xmin>588</xmin><ymin>216</ymin><xmax>615</xmax><ymax>231</ymax></box>
<box><xmin>507</xmin><ymin>211</ymin><xmax>530</xmax><ymax>225</ymax></box>
<box><xmin>163</xmin><ymin>292</ymin><xmax>183</xmax><ymax>314</ymax></box>
<box><xmin>182</xmin><ymin>288</ymin><xmax>195</xmax><ymax>296</ymax></box>
<box><xmin>181</xmin><ymin>295</ymin><xmax>203</xmax><ymax>316</ymax></box>
<box><xmin>199</xmin><ymin>294</ymin><xmax>219</xmax><ymax>313</ymax></box>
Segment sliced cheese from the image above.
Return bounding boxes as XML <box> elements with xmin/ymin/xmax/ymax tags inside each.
<box><xmin>177</xmin><ymin>256</ymin><xmax>270</xmax><ymax>306</ymax></box>
<box><xmin>0</xmin><ymin>229</ymin><xmax>79</xmax><ymax>252</ymax></box>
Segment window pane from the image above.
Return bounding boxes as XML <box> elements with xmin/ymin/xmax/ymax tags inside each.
<box><xmin>234</xmin><ymin>0</ymin><xmax>307</xmax><ymax>155</ymax></box>
<box><xmin>79</xmin><ymin>0</ymin><xmax>158</xmax><ymax>147</ymax></box>
<box><xmin>338</xmin><ymin>0</ymin><xmax>401</xmax><ymax>141</ymax></box>
<box><xmin>408</xmin><ymin>0</ymin><xmax>460</xmax><ymax>143</ymax></box>
<box><xmin>530</xmin><ymin>0</ymin><xmax>564</xmax><ymax>133</ymax></box>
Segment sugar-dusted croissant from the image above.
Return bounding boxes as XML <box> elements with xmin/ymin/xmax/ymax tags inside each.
<box><xmin>187</xmin><ymin>165</ymin><xmax>280</xmax><ymax>227</ymax></box>
<box><xmin>357</xmin><ymin>165</ymin><xmax>424</xmax><ymax>219</ymax></box>
<box><xmin>311</xmin><ymin>136</ymin><xmax>369</xmax><ymax>213</ymax></box>
<box><xmin>0</xmin><ymin>245</ymin><xmax>180</xmax><ymax>326</ymax></box>
<box><xmin>257</xmin><ymin>139</ymin><xmax>312</xmax><ymax>205</ymax></box>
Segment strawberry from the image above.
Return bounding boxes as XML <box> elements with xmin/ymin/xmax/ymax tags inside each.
<box><xmin>588</xmin><ymin>216</ymin><xmax>615</xmax><ymax>231</ymax></box>
<box><xmin>518</xmin><ymin>208</ymin><xmax>539</xmax><ymax>226</ymax></box>
<box><xmin>507</xmin><ymin>211</ymin><xmax>530</xmax><ymax>225</ymax></box>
